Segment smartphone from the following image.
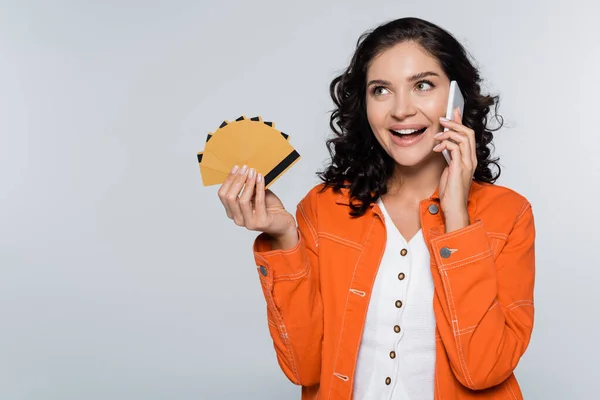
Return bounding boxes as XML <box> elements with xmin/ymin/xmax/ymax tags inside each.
<box><xmin>442</xmin><ymin>80</ymin><xmax>465</xmax><ymax>164</ymax></box>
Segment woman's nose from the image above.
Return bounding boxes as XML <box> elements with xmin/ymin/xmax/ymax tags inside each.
<box><xmin>391</xmin><ymin>92</ymin><xmax>417</xmax><ymax>119</ymax></box>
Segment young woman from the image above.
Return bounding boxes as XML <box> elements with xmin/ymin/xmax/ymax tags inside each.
<box><xmin>217</xmin><ymin>17</ymin><xmax>535</xmax><ymax>400</ymax></box>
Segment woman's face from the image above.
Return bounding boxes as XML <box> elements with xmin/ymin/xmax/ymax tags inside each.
<box><xmin>365</xmin><ymin>41</ymin><xmax>451</xmax><ymax>168</ymax></box>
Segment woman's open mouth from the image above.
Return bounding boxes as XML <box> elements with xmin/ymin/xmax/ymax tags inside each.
<box><xmin>389</xmin><ymin>127</ymin><xmax>428</xmax><ymax>146</ymax></box>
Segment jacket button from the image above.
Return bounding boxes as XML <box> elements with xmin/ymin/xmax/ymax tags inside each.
<box><xmin>390</xmin><ymin>351</ymin><xmax>396</xmax><ymax>359</ymax></box>
<box><xmin>400</xmin><ymin>248</ymin><xmax>408</xmax><ymax>256</ymax></box>
<box><xmin>385</xmin><ymin>377</ymin><xmax>391</xmax><ymax>385</ymax></box>
<box><xmin>428</xmin><ymin>204</ymin><xmax>439</xmax><ymax>215</ymax></box>
<box><xmin>259</xmin><ymin>266</ymin><xmax>268</xmax><ymax>276</ymax></box>
<box><xmin>440</xmin><ymin>247</ymin><xmax>451</xmax><ymax>258</ymax></box>
<box><xmin>394</xmin><ymin>325</ymin><xmax>401</xmax><ymax>333</ymax></box>
<box><xmin>395</xmin><ymin>300</ymin><xmax>403</xmax><ymax>308</ymax></box>
<box><xmin>398</xmin><ymin>272</ymin><xmax>405</xmax><ymax>280</ymax></box>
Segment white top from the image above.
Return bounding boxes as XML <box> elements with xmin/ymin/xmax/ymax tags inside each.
<box><xmin>353</xmin><ymin>198</ymin><xmax>436</xmax><ymax>400</ymax></box>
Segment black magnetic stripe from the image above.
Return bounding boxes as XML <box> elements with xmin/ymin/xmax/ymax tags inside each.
<box><xmin>280</xmin><ymin>132</ymin><xmax>289</xmax><ymax>139</ymax></box>
<box><xmin>250</xmin><ymin>116</ymin><xmax>260</xmax><ymax>121</ymax></box>
<box><xmin>197</xmin><ymin>153</ymin><xmax>203</xmax><ymax>163</ymax></box>
<box><xmin>219</xmin><ymin>121</ymin><xmax>228</xmax><ymax>128</ymax></box>
<box><xmin>264</xmin><ymin>150</ymin><xmax>300</xmax><ymax>186</ymax></box>
<box><xmin>264</xmin><ymin>121</ymin><xmax>273</xmax><ymax>127</ymax></box>
<box><xmin>206</xmin><ymin>134</ymin><xmax>212</xmax><ymax>142</ymax></box>
<box><xmin>236</xmin><ymin>116</ymin><xmax>245</xmax><ymax>121</ymax></box>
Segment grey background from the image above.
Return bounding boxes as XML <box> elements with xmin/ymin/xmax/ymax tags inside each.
<box><xmin>1</xmin><ymin>0</ymin><xmax>599</xmax><ymax>399</ymax></box>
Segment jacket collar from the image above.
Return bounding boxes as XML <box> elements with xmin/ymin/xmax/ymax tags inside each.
<box><xmin>335</xmin><ymin>181</ymin><xmax>481</xmax><ymax>215</ymax></box>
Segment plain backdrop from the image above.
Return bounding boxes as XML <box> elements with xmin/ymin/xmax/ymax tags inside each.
<box><xmin>1</xmin><ymin>0</ymin><xmax>599</xmax><ymax>399</ymax></box>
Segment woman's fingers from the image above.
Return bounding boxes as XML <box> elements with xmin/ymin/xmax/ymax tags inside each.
<box><xmin>439</xmin><ymin>112</ymin><xmax>477</xmax><ymax>167</ymax></box>
<box><xmin>225</xmin><ymin>165</ymin><xmax>249</xmax><ymax>226</ymax></box>
<box><xmin>435</xmin><ymin>139</ymin><xmax>462</xmax><ymax>169</ymax></box>
<box><xmin>217</xmin><ymin>165</ymin><xmax>239</xmax><ymax>218</ymax></box>
<box><xmin>254</xmin><ymin>173</ymin><xmax>267</xmax><ymax>224</ymax></box>
<box><xmin>439</xmin><ymin>118</ymin><xmax>474</xmax><ymax>139</ymax></box>
<box><xmin>453</xmin><ymin>106</ymin><xmax>463</xmax><ymax>124</ymax></box>
<box><xmin>217</xmin><ymin>164</ymin><xmax>271</xmax><ymax>231</ymax></box>
<box><xmin>453</xmin><ymin>107</ymin><xmax>477</xmax><ymax>166</ymax></box>
<box><xmin>434</xmin><ymin>130</ymin><xmax>472</xmax><ymax>168</ymax></box>
<box><xmin>239</xmin><ymin>168</ymin><xmax>257</xmax><ymax>228</ymax></box>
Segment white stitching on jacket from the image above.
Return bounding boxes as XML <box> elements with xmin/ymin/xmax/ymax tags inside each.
<box><xmin>442</xmin><ymin>269</ymin><xmax>475</xmax><ymax>388</ymax></box>
<box><xmin>438</xmin><ymin>249</ymin><xmax>493</xmax><ymax>270</ymax></box>
<box><xmin>299</xmin><ymin>202</ymin><xmax>318</xmax><ymax>247</ymax></box>
<box><xmin>326</xmin><ymin>216</ymin><xmax>377</xmax><ymax>400</ymax></box>
<box><xmin>333</xmin><ymin>372</ymin><xmax>349</xmax><ymax>381</ymax></box>
<box><xmin>318</xmin><ymin>232</ymin><xmax>363</xmax><ymax>251</ymax></box>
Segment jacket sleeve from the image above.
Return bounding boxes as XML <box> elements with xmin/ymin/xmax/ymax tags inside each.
<box><xmin>430</xmin><ymin>200</ymin><xmax>536</xmax><ymax>390</ymax></box>
<box><xmin>252</xmin><ymin>189</ymin><xmax>322</xmax><ymax>387</ymax></box>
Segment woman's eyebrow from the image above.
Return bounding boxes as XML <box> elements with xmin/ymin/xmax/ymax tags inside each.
<box><xmin>366</xmin><ymin>79</ymin><xmax>392</xmax><ymax>87</ymax></box>
<box><xmin>407</xmin><ymin>71</ymin><xmax>439</xmax><ymax>82</ymax></box>
<box><xmin>367</xmin><ymin>72</ymin><xmax>440</xmax><ymax>88</ymax></box>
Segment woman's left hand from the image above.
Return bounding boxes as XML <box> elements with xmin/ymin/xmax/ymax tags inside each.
<box><xmin>433</xmin><ymin>107</ymin><xmax>477</xmax><ymax>232</ymax></box>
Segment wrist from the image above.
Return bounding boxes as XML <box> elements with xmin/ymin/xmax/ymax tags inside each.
<box><xmin>268</xmin><ymin>217</ymin><xmax>299</xmax><ymax>250</ymax></box>
<box><xmin>269</xmin><ymin>225</ymin><xmax>298</xmax><ymax>250</ymax></box>
<box><xmin>445</xmin><ymin>211</ymin><xmax>470</xmax><ymax>233</ymax></box>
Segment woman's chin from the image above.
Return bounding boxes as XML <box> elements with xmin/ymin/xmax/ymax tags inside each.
<box><xmin>392</xmin><ymin>149</ymin><xmax>431</xmax><ymax>167</ymax></box>
<box><xmin>389</xmin><ymin>148</ymin><xmax>440</xmax><ymax>168</ymax></box>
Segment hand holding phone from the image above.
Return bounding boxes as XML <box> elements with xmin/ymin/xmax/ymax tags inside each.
<box><xmin>442</xmin><ymin>80</ymin><xmax>465</xmax><ymax>164</ymax></box>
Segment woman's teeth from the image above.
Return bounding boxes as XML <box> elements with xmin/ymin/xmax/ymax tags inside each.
<box><xmin>390</xmin><ymin>127</ymin><xmax>427</xmax><ymax>136</ymax></box>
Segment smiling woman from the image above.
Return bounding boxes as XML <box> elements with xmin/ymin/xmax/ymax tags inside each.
<box><xmin>319</xmin><ymin>19</ymin><xmax>502</xmax><ymax>217</ymax></box>
<box><xmin>217</xmin><ymin>16</ymin><xmax>535</xmax><ymax>400</ymax></box>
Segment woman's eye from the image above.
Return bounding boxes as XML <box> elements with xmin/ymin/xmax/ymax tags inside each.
<box><xmin>416</xmin><ymin>81</ymin><xmax>434</xmax><ymax>91</ymax></box>
<box><xmin>373</xmin><ymin>86</ymin><xmax>390</xmax><ymax>96</ymax></box>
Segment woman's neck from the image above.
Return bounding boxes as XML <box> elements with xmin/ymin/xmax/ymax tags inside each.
<box><xmin>385</xmin><ymin>154</ymin><xmax>446</xmax><ymax>206</ymax></box>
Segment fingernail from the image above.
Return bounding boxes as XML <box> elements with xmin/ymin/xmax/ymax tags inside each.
<box><xmin>248</xmin><ymin>168</ymin><xmax>255</xmax><ymax>179</ymax></box>
<box><xmin>257</xmin><ymin>173</ymin><xmax>263</xmax><ymax>183</ymax></box>
<box><xmin>231</xmin><ymin>165</ymin><xmax>239</xmax><ymax>174</ymax></box>
<box><xmin>439</xmin><ymin>117</ymin><xmax>450</xmax><ymax>122</ymax></box>
<box><xmin>433</xmin><ymin>143</ymin><xmax>442</xmax><ymax>151</ymax></box>
<box><xmin>240</xmin><ymin>165</ymin><xmax>248</xmax><ymax>174</ymax></box>
<box><xmin>434</xmin><ymin>131</ymin><xmax>443</xmax><ymax>138</ymax></box>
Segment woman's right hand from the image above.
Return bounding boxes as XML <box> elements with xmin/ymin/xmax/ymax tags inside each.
<box><xmin>218</xmin><ymin>165</ymin><xmax>298</xmax><ymax>247</ymax></box>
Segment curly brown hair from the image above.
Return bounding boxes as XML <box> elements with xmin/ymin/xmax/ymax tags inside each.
<box><xmin>317</xmin><ymin>17</ymin><xmax>503</xmax><ymax>217</ymax></box>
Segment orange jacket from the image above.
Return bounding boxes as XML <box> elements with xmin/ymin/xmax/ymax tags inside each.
<box><xmin>252</xmin><ymin>181</ymin><xmax>535</xmax><ymax>399</ymax></box>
